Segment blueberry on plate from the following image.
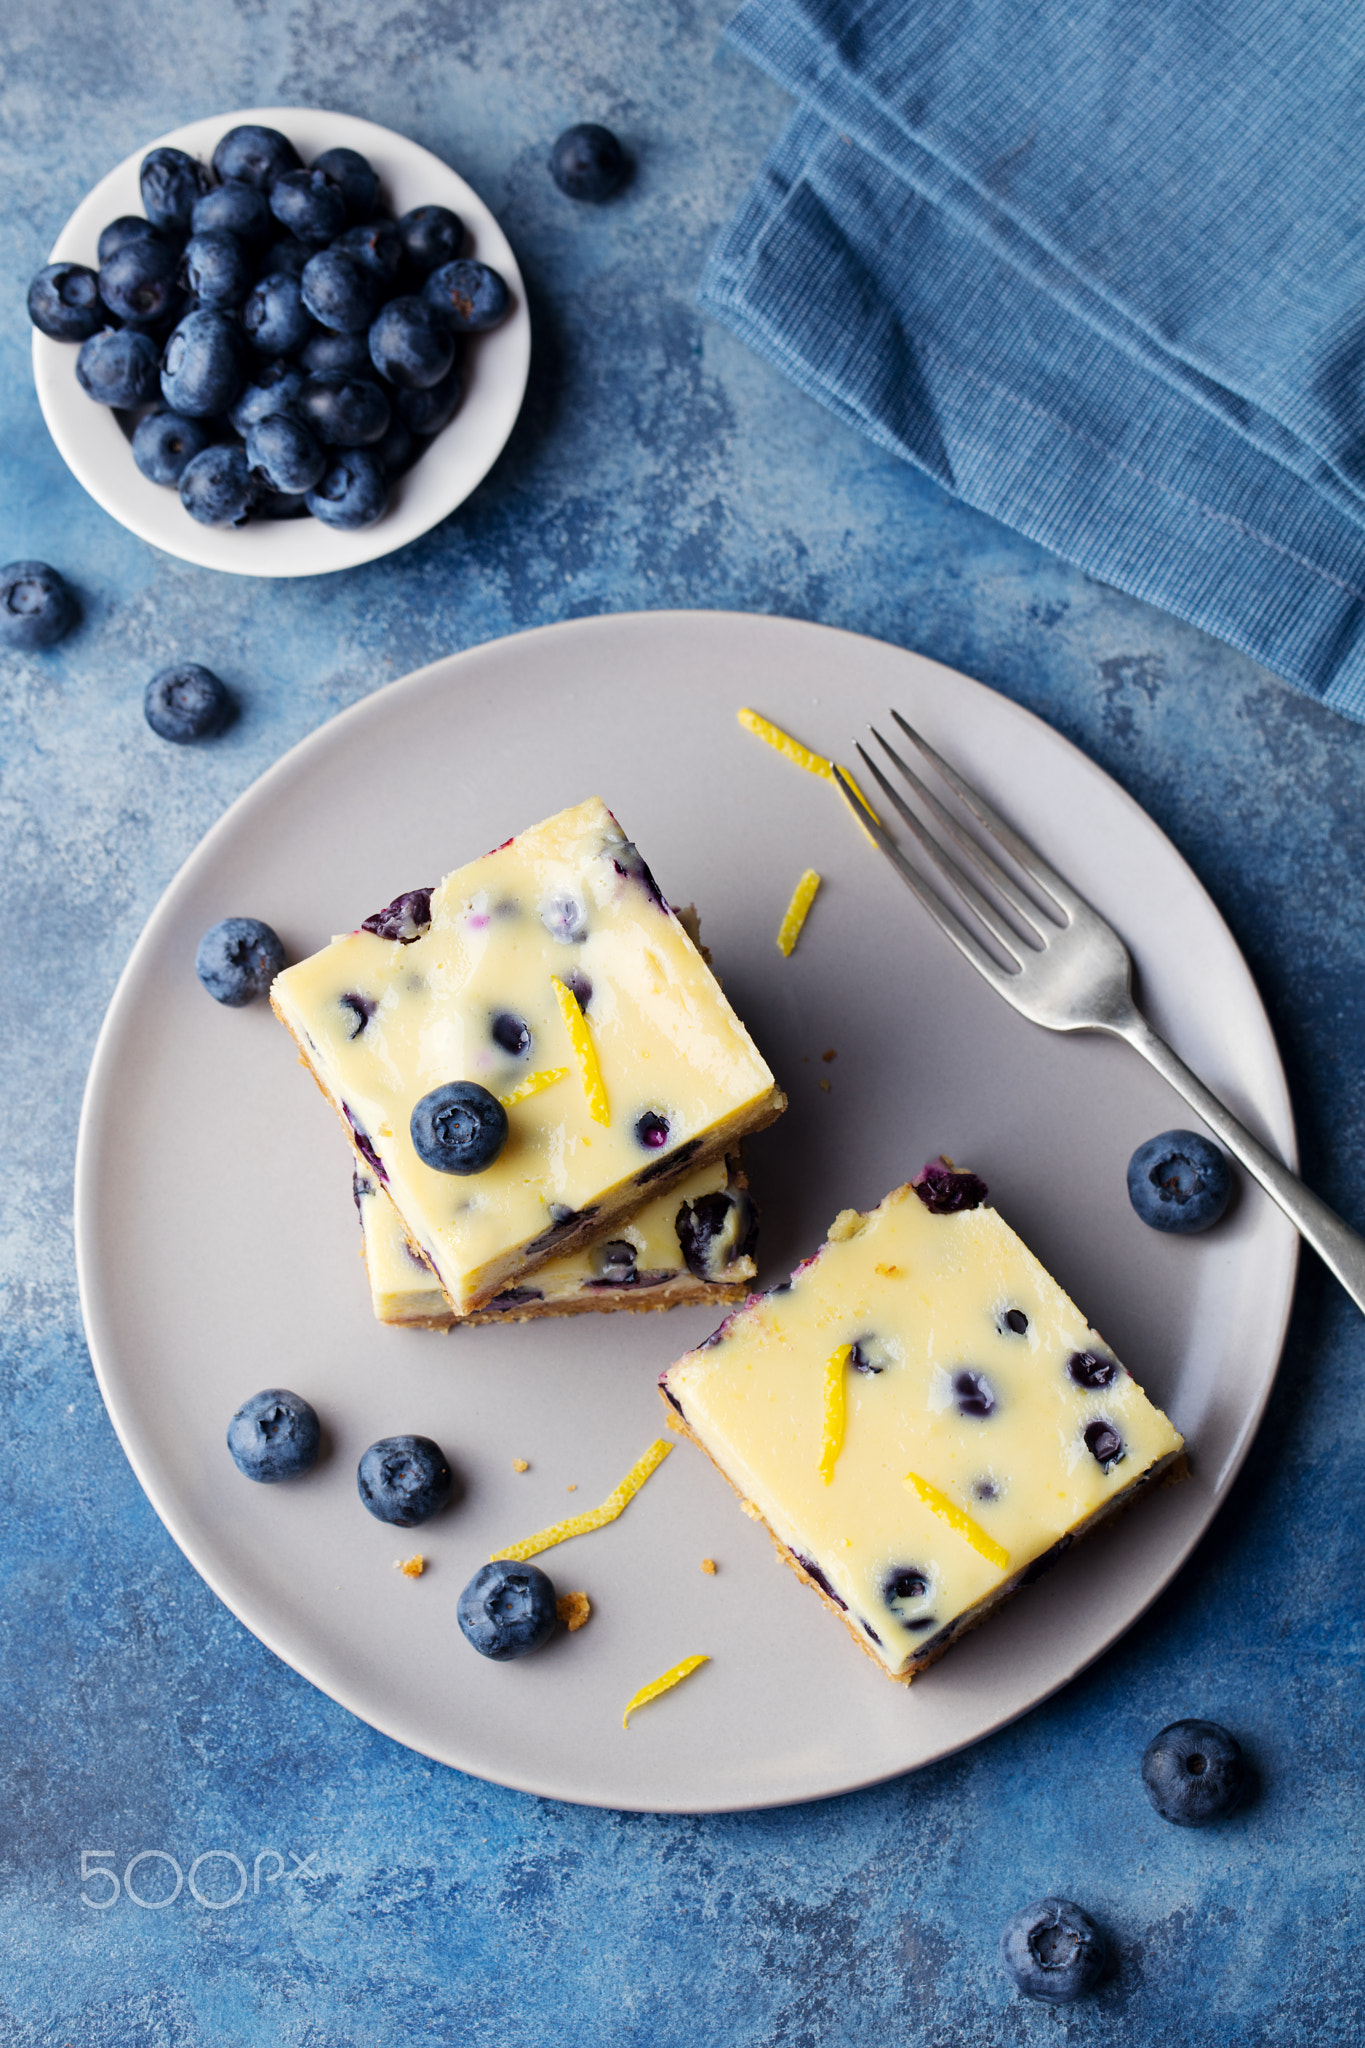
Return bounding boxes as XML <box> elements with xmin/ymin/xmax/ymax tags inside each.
<box><xmin>300</xmin><ymin>327</ymin><xmax>373</xmax><ymax>376</ymax></box>
<box><xmin>333</xmin><ymin>218</ymin><xmax>405</xmax><ymax>286</ymax></box>
<box><xmin>395</xmin><ymin>359</ymin><xmax>463</xmax><ymax>437</ymax></box>
<box><xmin>212</xmin><ymin>123</ymin><xmax>301</xmax><ymax>191</ymax></box>
<box><xmin>312</xmin><ymin>146</ymin><xmax>380</xmax><ymax>222</ymax></box>
<box><xmin>549</xmin><ymin>122</ymin><xmax>630</xmax><ymax>202</ymax></box>
<box><xmin>132</xmin><ymin>409</ymin><xmax>209</xmax><ymax>486</ymax></box>
<box><xmin>28</xmin><ymin>262</ymin><xmax>104</xmax><ymax>341</ymax></box>
<box><xmin>140</xmin><ymin>145</ymin><xmax>211</xmax><ymax>231</ymax></box>
<box><xmin>97</xmin><ymin>214</ymin><xmax>164</xmax><ymax>264</ymax></box>
<box><xmin>0</xmin><ymin>562</ymin><xmax>76</xmax><ymax>650</ymax></box>
<box><xmin>356</xmin><ymin>1434</ymin><xmax>453</xmax><ymax>1526</ymax></box>
<box><xmin>1141</xmin><ymin>1718</ymin><xmax>1247</xmax><ymax>1827</ymax></box>
<box><xmin>305</xmin><ymin>447</ymin><xmax>388</xmax><ymax>530</ymax></box>
<box><xmin>75</xmin><ymin>328</ymin><xmax>162</xmax><ymax>408</ymax></box>
<box><xmin>457</xmin><ymin>1559</ymin><xmax>558</xmax><ymax>1660</ymax></box>
<box><xmin>144</xmin><ymin>662</ymin><xmax>235</xmax><ymax>743</ymax></box>
<box><xmin>161</xmin><ymin>310</ymin><xmax>244</xmax><ymax>418</ymax></box>
<box><xmin>180</xmin><ymin>444</ymin><xmax>256</xmax><ymax>528</ymax></box>
<box><xmin>295</xmin><ymin>370</ymin><xmax>390</xmax><ymax>446</ymax></box>
<box><xmin>1000</xmin><ymin>1898</ymin><xmax>1107</xmax><ymax>2003</ymax></box>
<box><xmin>227</xmin><ymin>1387</ymin><xmax>320</xmax><ymax>1482</ymax></box>
<box><xmin>192</xmin><ymin>179</ymin><xmax>273</xmax><ymax>244</ymax></box>
<box><xmin>229</xmin><ymin>360</ymin><xmax>306</xmax><ymax>436</ymax></box>
<box><xmin>410</xmin><ymin>1080</ymin><xmax>508</xmax><ymax>1174</ymax></box>
<box><xmin>196</xmin><ymin>916</ymin><xmax>286</xmax><ymax>1004</ymax></box>
<box><xmin>368</xmin><ymin>296</ymin><xmax>454</xmax><ymax>389</ymax></box>
<box><xmin>300</xmin><ymin>247</ymin><xmax>379</xmax><ymax>334</ymax></box>
<box><xmin>243</xmin><ymin>272</ymin><xmax>313</xmax><ymax>357</ymax></box>
<box><xmin>182</xmin><ymin>230</ymin><xmax>252</xmax><ymax>310</ymax></box>
<box><xmin>270</xmin><ymin>166</ymin><xmax>347</xmax><ymax>247</ymax></box>
<box><xmin>397</xmin><ymin>203</ymin><xmax>464</xmax><ymax>275</ymax></box>
<box><xmin>246</xmin><ymin>412</ymin><xmax>326</xmax><ymax>495</ymax></box>
<box><xmin>1127</xmin><ymin>1129</ymin><xmax>1232</xmax><ymax>1233</ymax></box>
<box><xmin>98</xmin><ymin>235</ymin><xmax>185</xmax><ymax>328</ymax></box>
<box><xmin>422</xmin><ymin>258</ymin><xmax>509</xmax><ymax>332</ymax></box>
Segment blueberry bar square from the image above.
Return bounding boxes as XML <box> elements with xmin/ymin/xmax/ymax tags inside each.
<box><xmin>352</xmin><ymin>1155</ymin><xmax>759</xmax><ymax>1328</ymax></box>
<box><xmin>271</xmin><ymin>798</ymin><xmax>786</xmax><ymax>1314</ymax></box>
<box><xmin>660</xmin><ymin>1160</ymin><xmax>1185</xmax><ymax>1682</ymax></box>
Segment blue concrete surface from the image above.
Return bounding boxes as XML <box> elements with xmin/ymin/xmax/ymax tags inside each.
<box><xmin>2</xmin><ymin>1</ymin><xmax>1364</xmax><ymax>2040</ymax></box>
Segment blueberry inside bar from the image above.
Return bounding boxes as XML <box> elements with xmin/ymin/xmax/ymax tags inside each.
<box><xmin>271</xmin><ymin>798</ymin><xmax>786</xmax><ymax>1314</ymax></box>
<box><xmin>353</xmin><ymin>1155</ymin><xmax>759</xmax><ymax>1328</ymax></box>
<box><xmin>659</xmin><ymin>1160</ymin><xmax>1185</xmax><ymax>1682</ymax></box>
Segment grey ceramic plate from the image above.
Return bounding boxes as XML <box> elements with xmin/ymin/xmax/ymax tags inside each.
<box><xmin>74</xmin><ymin>612</ymin><xmax>1297</xmax><ymax>1812</ymax></box>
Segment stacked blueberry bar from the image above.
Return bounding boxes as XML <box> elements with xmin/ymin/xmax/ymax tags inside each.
<box><xmin>661</xmin><ymin>1160</ymin><xmax>1185</xmax><ymax>1681</ymax></box>
<box><xmin>272</xmin><ymin>798</ymin><xmax>786</xmax><ymax>1319</ymax></box>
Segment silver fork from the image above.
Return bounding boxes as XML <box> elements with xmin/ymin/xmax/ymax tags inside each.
<box><xmin>835</xmin><ymin>711</ymin><xmax>1365</xmax><ymax>1314</ymax></box>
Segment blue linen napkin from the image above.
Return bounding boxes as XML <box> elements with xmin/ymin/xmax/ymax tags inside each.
<box><xmin>700</xmin><ymin>0</ymin><xmax>1365</xmax><ymax>722</ymax></box>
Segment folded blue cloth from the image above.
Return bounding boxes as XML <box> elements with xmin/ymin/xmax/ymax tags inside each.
<box><xmin>700</xmin><ymin>0</ymin><xmax>1365</xmax><ymax>722</ymax></box>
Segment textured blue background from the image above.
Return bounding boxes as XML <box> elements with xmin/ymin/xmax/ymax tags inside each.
<box><xmin>2</xmin><ymin>2</ymin><xmax>1363</xmax><ymax>2040</ymax></box>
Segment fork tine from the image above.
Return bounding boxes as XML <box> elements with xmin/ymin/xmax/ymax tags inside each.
<box><xmin>855</xmin><ymin>743</ymin><xmax>1027</xmax><ymax>965</ymax></box>
<box><xmin>888</xmin><ymin>709</ymin><xmax>1082</xmax><ymax>918</ymax></box>
<box><xmin>869</xmin><ymin>726</ymin><xmax>1050</xmax><ymax>937</ymax></box>
<box><xmin>830</xmin><ymin>765</ymin><xmax>1018</xmax><ymax>991</ymax></box>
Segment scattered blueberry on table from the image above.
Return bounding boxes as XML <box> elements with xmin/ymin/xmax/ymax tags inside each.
<box><xmin>410</xmin><ymin>1080</ymin><xmax>509</xmax><ymax>1174</ymax></box>
<box><xmin>29</xmin><ymin>121</ymin><xmax>513</xmax><ymax>532</ymax></box>
<box><xmin>226</xmin><ymin>1388</ymin><xmax>321</xmax><ymax>1482</ymax></box>
<box><xmin>999</xmin><ymin>1897</ymin><xmax>1107</xmax><ymax>2002</ymax></box>
<box><xmin>1127</xmin><ymin>1129</ymin><xmax>1232</xmax><ymax>1232</ymax></box>
<box><xmin>457</xmin><ymin>1560</ymin><xmax>559</xmax><ymax>1660</ymax></box>
<box><xmin>0</xmin><ymin>561</ymin><xmax>76</xmax><ymax>649</ymax></box>
<box><xmin>143</xmin><ymin>662</ymin><xmax>235</xmax><ymax>743</ymax></box>
<box><xmin>1141</xmin><ymin>1718</ymin><xmax>1247</xmax><ymax>1826</ymax></box>
<box><xmin>549</xmin><ymin>122</ymin><xmax>630</xmax><ymax>202</ymax></box>
<box><xmin>195</xmin><ymin>916</ymin><xmax>286</xmax><ymax>1005</ymax></box>
<box><xmin>356</xmin><ymin>1435</ymin><xmax>454</xmax><ymax>1526</ymax></box>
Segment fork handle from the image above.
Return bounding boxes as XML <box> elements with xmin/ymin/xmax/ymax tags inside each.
<box><xmin>1114</xmin><ymin>1007</ymin><xmax>1365</xmax><ymax>1313</ymax></box>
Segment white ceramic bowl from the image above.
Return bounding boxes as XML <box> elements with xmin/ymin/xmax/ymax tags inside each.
<box><xmin>31</xmin><ymin>107</ymin><xmax>531</xmax><ymax>577</ymax></box>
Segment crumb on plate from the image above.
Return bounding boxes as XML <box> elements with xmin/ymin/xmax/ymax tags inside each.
<box><xmin>700</xmin><ymin>1557</ymin><xmax>718</xmax><ymax>1575</ymax></box>
<box><xmin>512</xmin><ymin>1458</ymin><xmax>529</xmax><ymax>1472</ymax></box>
<box><xmin>395</xmin><ymin>1554</ymin><xmax>424</xmax><ymax>1578</ymax></box>
<box><xmin>557</xmin><ymin>1590</ymin><xmax>591</xmax><ymax>1632</ymax></box>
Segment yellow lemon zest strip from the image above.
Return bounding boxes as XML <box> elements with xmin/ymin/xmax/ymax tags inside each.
<box><xmin>777</xmin><ymin>869</ymin><xmax>822</xmax><ymax>957</ymax></box>
<box><xmin>490</xmin><ymin>1438</ymin><xmax>673</xmax><ymax>1562</ymax></box>
<box><xmin>818</xmin><ymin>1343</ymin><xmax>852</xmax><ymax>1483</ymax></box>
<box><xmin>498</xmin><ymin>1066</ymin><xmax>568</xmax><ymax>1110</ymax></box>
<box><xmin>551</xmin><ymin>975</ymin><xmax>609</xmax><ymax>1126</ymax></box>
<box><xmin>904</xmin><ymin>1471</ymin><xmax>1010</xmax><ymax>1569</ymax></box>
<box><xmin>738</xmin><ymin>707</ymin><xmax>881</xmax><ymax>824</ymax></box>
<box><xmin>622</xmin><ymin>1654</ymin><xmax>710</xmax><ymax>1728</ymax></box>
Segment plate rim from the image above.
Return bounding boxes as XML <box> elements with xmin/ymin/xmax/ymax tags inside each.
<box><xmin>31</xmin><ymin>104</ymin><xmax>531</xmax><ymax>578</ymax></box>
<box><xmin>73</xmin><ymin>609</ymin><xmax>1300</xmax><ymax>1810</ymax></box>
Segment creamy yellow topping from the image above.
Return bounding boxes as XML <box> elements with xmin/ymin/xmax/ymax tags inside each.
<box><xmin>622</xmin><ymin>1654</ymin><xmax>709</xmax><ymax>1728</ymax></box>
<box><xmin>490</xmin><ymin>1438</ymin><xmax>673</xmax><ymax>1562</ymax></box>
<box><xmin>777</xmin><ymin>869</ymin><xmax>822</xmax><ymax>957</ymax></box>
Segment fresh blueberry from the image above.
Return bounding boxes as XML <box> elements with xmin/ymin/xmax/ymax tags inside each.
<box><xmin>676</xmin><ymin>1188</ymin><xmax>757</xmax><ymax>1281</ymax></box>
<box><xmin>76</xmin><ymin>327</ymin><xmax>161</xmax><ymax>407</ymax></box>
<box><xmin>97</xmin><ymin>215</ymin><xmax>165</xmax><ymax>264</ymax></box>
<box><xmin>131</xmin><ymin>409</ymin><xmax>208</xmax><ymax>486</ymax></box>
<box><xmin>246</xmin><ymin>412</ymin><xmax>326</xmax><ymax>494</ymax></box>
<box><xmin>1140</xmin><ymin>1719</ymin><xmax>1247</xmax><ymax>1827</ymax></box>
<box><xmin>301</xmin><ymin>327</ymin><xmax>373</xmax><ymax>376</ymax></box>
<box><xmin>229</xmin><ymin>360</ymin><xmax>305</xmax><ymax>435</ymax></box>
<box><xmin>260</xmin><ymin>236</ymin><xmax>311</xmax><ymax>281</ymax></box>
<box><xmin>212</xmin><ymin>124</ymin><xmax>302</xmax><ymax>191</ymax></box>
<box><xmin>395</xmin><ymin>359</ymin><xmax>463</xmax><ymax>437</ymax></box>
<box><xmin>635</xmin><ymin>1111</ymin><xmax>670</xmax><ymax>1150</ymax></box>
<box><xmin>161</xmin><ymin>310</ymin><xmax>244</xmax><ymax>418</ymax></box>
<box><xmin>313</xmin><ymin>147</ymin><xmax>380</xmax><ymax>221</ymax></box>
<box><xmin>368</xmin><ymin>296</ymin><xmax>454</xmax><ymax>389</ymax></box>
<box><xmin>999</xmin><ymin>1307</ymin><xmax>1029</xmax><ymax>1335</ymax></box>
<box><xmin>27</xmin><ymin>262</ymin><xmax>104</xmax><ymax>341</ymax></box>
<box><xmin>192</xmin><ymin>180</ymin><xmax>273</xmax><ymax>244</ymax></box>
<box><xmin>1067</xmin><ymin>1349</ymin><xmax>1119</xmax><ymax>1389</ymax></box>
<box><xmin>226</xmin><ymin>1387</ymin><xmax>320</xmax><ymax>1482</ymax></box>
<box><xmin>243</xmin><ymin>272</ymin><xmax>313</xmax><ymax>357</ymax></box>
<box><xmin>491</xmin><ymin>1012</ymin><xmax>531</xmax><ymax>1056</ymax></box>
<box><xmin>333</xmin><ymin>219</ymin><xmax>405</xmax><ymax>287</ymax></box>
<box><xmin>195</xmin><ymin>916</ymin><xmax>286</xmax><ymax>1004</ymax></box>
<box><xmin>953</xmin><ymin>1370</ymin><xmax>995</xmax><ymax>1418</ymax></box>
<box><xmin>361</xmin><ymin>887</ymin><xmax>433</xmax><ymax>941</ymax></box>
<box><xmin>1127</xmin><ymin>1130</ymin><xmax>1232</xmax><ymax>1234</ymax></box>
<box><xmin>913</xmin><ymin>1159</ymin><xmax>989</xmax><ymax>1214</ymax></box>
<box><xmin>1083</xmin><ymin>1418</ymin><xmax>1124</xmax><ymax>1470</ymax></box>
<box><xmin>372</xmin><ymin>413</ymin><xmax>417</xmax><ymax>476</ymax></box>
<box><xmin>540</xmin><ymin>891</ymin><xmax>586</xmax><ymax>943</ymax></box>
<box><xmin>422</xmin><ymin>258</ymin><xmax>509</xmax><ymax>332</ymax></box>
<box><xmin>457</xmin><ymin>1559</ymin><xmax>558</xmax><ymax>1660</ymax></box>
<box><xmin>144</xmin><ymin>661</ymin><xmax>235</xmax><ymax>742</ymax></box>
<box><xmin>270</xmin><ymin>167</ymin><xmax>347</xmax><ymax>247</ymax></box>
<box><xmin>296</xmin><ymin>371</ymin><xmax>390</xmax><ymax>446</ymax></box>
<box><xmin>356</xmin><ymin>1434</ymin><xmax>453</xmax><ymax>1526</ymax></box>
<box><xmin>179</xmin><ymin>444</ymin><xmax>256</xmax><ymax>527</ymax></box>
<box><xmin>410</xmin><ymin>1081</ymin><xmax>508</xmax><ymax>1174</ymax></box>
<box><xmin>306</xmin><ymin>447</ymin><xmax>388</xmax><ymax>530</ymax></box>
<box><xmin>140</xmin><ymin>146</ymin><xmax>212</xmax><ymax>232</ymax></box>
<box><xmin>182</xmin><ymin>230</ymin><xmax>252</xmax><ymax>310</ymax></box>
<box><xmin>300</xmin><ymin>247</ymin><xmax>380</xmax><ymax>334</ymax></box>
<box><xmin>98</xmin><ymin>236</ymin><xmax>184</xmax><ymax>327</ymax></box>
<box><xmin>1000</xmin><ymin>1898</ymin><xmax>1107</xmax><ymax>2003</ymax></box>
<box><xmin>0</xmin><ymin>562</ymin><xmax>76</xmax><ymax>650</ymax></box>
<box><xmin>397</xmin><ymin>204</ymin><xmax>464</xmax><ymax>274</ymax></box>
<box><xmin>549</xmin><ymin>123</ymin><xmax>630</xmax><ymax>202</ymax></box>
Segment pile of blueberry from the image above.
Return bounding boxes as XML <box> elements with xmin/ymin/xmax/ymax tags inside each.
<box><xmin>28</xmin><ymin>123</ymin><xmax>511</xmax><ymax>532</ymax></box>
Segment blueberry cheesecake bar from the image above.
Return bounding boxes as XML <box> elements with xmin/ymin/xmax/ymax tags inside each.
<box><xmin>353</xmin><ymin>1155</ymin><xmax>759</xmax><ymax>1327</ymax></box>
<box><xmin>271</xmin><ymin>799</ymin><xmax>786</xmax><ymax>1314</ymax></box>
<box><xmin>659</xmin><ymin>1160</ymin><xmax>1185</xmax><ymax>1682</ymax></box>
